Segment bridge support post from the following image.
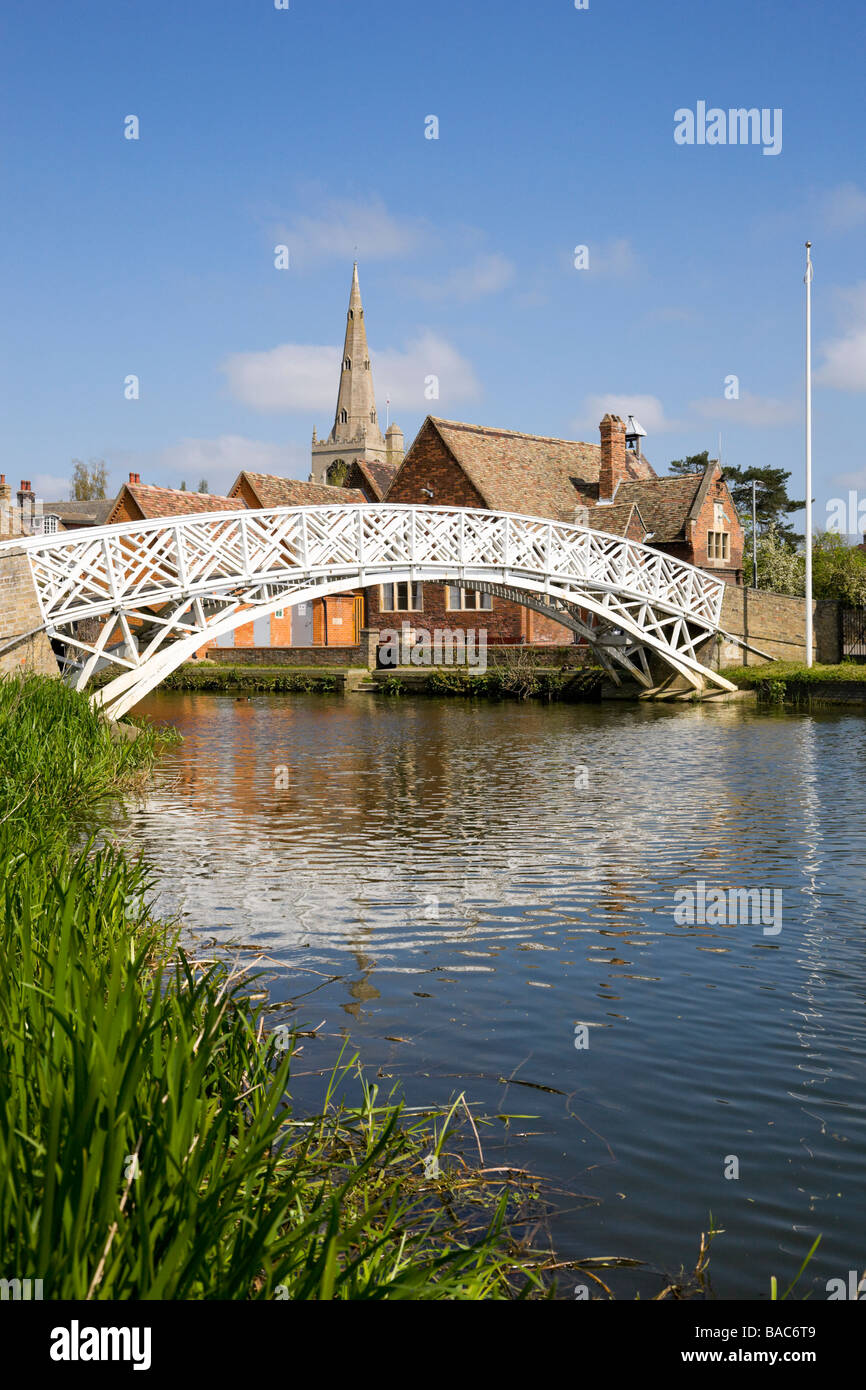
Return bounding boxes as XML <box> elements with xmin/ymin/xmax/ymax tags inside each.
<box><xmin>0</xmin><ymin>545</ymin><xmax>58</xmax><ymax>679</ymax></box>
<box><xmin>359</xmin><ymin>627</ymin><xmax>380</xmax><ymax>670</ymax></box>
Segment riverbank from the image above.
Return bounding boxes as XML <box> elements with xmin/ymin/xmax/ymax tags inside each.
<box><xmin>152</xmin><ymin>661</ymin><xmax>605</xmax><ymax>701</ymax></box>
<box><xmin>0</xmin><ymin>674</ymin><xmax>541</xmax><ymax>1299</ymax></box>
<box><xmin>727</xmin><ymin>661</ymin><xmax>866</xmax><ymax>706</ymax></box>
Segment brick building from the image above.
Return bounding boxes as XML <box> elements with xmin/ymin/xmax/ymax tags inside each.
<box><xmin>363</xmin><ymin>413</ymin><xmax>743</xmax><ymax>648</ymax></box>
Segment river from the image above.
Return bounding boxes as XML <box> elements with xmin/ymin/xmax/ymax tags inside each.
<box><xmin>117</xmin><ymin>690</ymin><xmax>866</xmax><ymax>1299</ymax></box>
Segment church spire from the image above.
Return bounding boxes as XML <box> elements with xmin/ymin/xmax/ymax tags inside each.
<box><xmin>329</xmin><ymin>262</ymin><xmax>384</xmax><ymax>446</ymax></box>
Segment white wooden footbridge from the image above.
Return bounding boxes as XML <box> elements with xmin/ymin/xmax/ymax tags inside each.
<box><xmin>0</xmin><ymin>504</ymin><xmax>735</xmax><ymax>716</ymax></box>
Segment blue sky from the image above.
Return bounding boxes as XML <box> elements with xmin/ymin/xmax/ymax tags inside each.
<box><xmin>2</xmin><ymin>0</ymin><xmax>865</xmax><ymax>529</ymax></box>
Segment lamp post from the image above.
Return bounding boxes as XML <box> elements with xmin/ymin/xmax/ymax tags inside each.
<box><xmin>805</xmin><ymin>242</ymin><xmax>814</xmax><ymax>667</ymax></box>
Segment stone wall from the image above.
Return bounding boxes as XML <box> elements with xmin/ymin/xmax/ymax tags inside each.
<box><xmin>0</xmin><ymin>545</ymin><xmax>58</xmax><ymax>678</ymax></box>
<box><xmin>718</xmin><ymin>586</ymin><xmax>840</xmax><ymax>667</ymax></box>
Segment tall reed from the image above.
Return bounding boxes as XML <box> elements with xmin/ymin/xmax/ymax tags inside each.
<box><xmin>0</xmin><ymin>676</ymin><xmax>531</xmax><ymax>1299</ymax></box>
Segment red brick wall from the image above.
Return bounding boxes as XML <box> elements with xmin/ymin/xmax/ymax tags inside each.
<box><xmin>377</xmin><ymin>420</ymin><xmax>573</xmax><ymax>644</ymax></box>
<box><xmin>688</xmin><ymin>468</ymin><xmax>744</xmax><ymax>583</ymax></box>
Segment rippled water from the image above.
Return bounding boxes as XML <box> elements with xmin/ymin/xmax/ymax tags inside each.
<box><xmin>117</xmin><ymin>691</ymin><xmax>866</xmax><ymax>1298</ymax></box>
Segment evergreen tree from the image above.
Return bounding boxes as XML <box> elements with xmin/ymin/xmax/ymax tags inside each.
<box><xmin>197</xmin><ymin>479</ymin><xmax>209</xmax><ymax>493</ymax></box>
<box><xmin>668</xmin><ymin>451</ymin><xmax>710</xmax><ymax>477</ymax></box>
<box><xmin>722</xmin><ymin>464</ymin><xmax>805</xmax><ymax>545</ymax></box>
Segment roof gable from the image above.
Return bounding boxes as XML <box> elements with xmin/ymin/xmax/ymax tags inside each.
<box><xmin>412</xmin><ymin>417</ymin><xmax>656</xmax><ymax>522</ymax></box>
<box><xmin>229</xmin><ymin>472</ymin><xmax>366</xmax><ymax>508</ymax></box>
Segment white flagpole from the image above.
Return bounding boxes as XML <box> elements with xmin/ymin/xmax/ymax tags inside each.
<box><xmin>804</xmin><ymin>242</ymin><xmax>814</xmax><ymax>668</ymax></box>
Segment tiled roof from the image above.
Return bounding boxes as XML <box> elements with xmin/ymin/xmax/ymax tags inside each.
<box><xmin>42</xmin><ymin>498</ymin><xmax>116</xmax><ymax>526</ymax></box>
<box><xmin>425</xmin><ymin>417</ymin><xmax>656</xmax><ymax>522</ymax></box>
<box><xmin>612</xmin><ymin>474</ymin><xmax>707</xmax><ymax>543</ymax></box>
<box><xmin>107</xmin><ymin>485</ymin><xmax>238</xmax><ymax>523</ymax></box>
<box><xmin>585</xmin><ymin>502</ymin><xmax>650</xmax><ymax>539</ymax></box>
<box><xmin>233</xmin><ymin>472</ymin><xmax>366</xmax><ymax>508</ymax></box>
<box><xmin>351</xmin><ymin>458</ymin><xmax>398</xmax><ymax>501</ymax></box>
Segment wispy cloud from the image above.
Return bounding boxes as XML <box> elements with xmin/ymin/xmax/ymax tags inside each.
<box><xmin>407</xmin><ymin>253</ymin><xmax>516</xmax><ymax>302</ymax></box>
<box><xmin>691</xmin><ymin>392</ymin><xmax>799</xmax><ymax>427</ymax></box>
<box><xmin>575</xmin><ymin>393</ymin><xmax>680</xmax><ymax>435</ymax></box>
<box><xmin>223</xmin><ymin>333</ymin><xmax>481</xmax><ymax>414</ymax></box>
<box><xmin>816</xmin><ymin>282</ymin><xmax>866</xmax><ymax>392</ymax></box>
<box><xmin>112</xmin><ymin>436</ymin><xmax>311</xmax><ymax>493</ymax></box>
<box><xmin>821</xmin><ymin>183</ymin><xmax>866</xmax><ymax>233</ymax></box>
<box><xmin>275</xmin><ymin>196</ymin><xmax>430</xmax><ymax>265</ymax></box>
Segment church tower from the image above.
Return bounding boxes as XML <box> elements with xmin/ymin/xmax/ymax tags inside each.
<box><xmin>311</xmin><ymin>264</ymin><xmax>399</xmax><ymax>486</ymax></box>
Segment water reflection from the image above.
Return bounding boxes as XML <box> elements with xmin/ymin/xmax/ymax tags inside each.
<box><xmin>115</xmin><ymin>691</ymin><xmax>866</xmax><ymax>1298</ymax></box>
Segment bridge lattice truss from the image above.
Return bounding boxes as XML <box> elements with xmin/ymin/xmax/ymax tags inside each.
<box><xmin>7</xmin><ymin>504</ymin><xmax>735</xmax><ymax>716</ymax></box>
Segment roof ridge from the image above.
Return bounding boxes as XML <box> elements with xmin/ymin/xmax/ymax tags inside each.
<box><xmin>432</xmin><ymin>417</ymin><xmax>597</xmax><ymax>449</ymax></box>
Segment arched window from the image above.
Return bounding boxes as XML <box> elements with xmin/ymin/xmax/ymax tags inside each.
<box><xmin>370</xmin><ymin>409</ymin><xmax>376</xmax><ymax>423</ymax></box>
<box><xmin>348</xmin><ymin>310</ymin><xmax>354</xmax><ymax>320</ymax></box>
<box><xmin>344</xmin><ymin>357</ymin><xmax>351</xmax><ymax>371</ymax></box>
<box><xmin>340</xmin><ymin>409</ymin><xmax>348</xmax><ymax>424</ymax></box>
<box><xmin>364</xmin><ymin>359</ymin><xmax>370</xmax><ymax>370</ymax></box>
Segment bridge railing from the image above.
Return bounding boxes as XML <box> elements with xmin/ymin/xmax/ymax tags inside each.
<box><xmin>6</xmin><ymin>504</ymin><xmax>727</xmax><ymax>630</ymax></box>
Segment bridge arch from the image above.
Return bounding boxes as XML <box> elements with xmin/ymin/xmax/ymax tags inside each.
<box><xmin>1</xmin><ymin>504</ymin><xmax>735</xmax><ymax>716</ymax></box>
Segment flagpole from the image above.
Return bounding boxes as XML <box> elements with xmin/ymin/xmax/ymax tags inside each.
<box><xmin>804</xmin><ymin>242</ymin><xmax>813</xmax><ymax>668</ymax></box>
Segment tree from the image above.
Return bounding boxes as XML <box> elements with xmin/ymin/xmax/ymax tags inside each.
<box><xmin>197</xmin><ymin>479</ymin><xmax>209</xmax><ymax>494</ymax></box>
<box><xmin>326</xmin><ymin>459</ymin><xmax>349</xmax><ymax>487</ymax></box>
<box><xmin>743</xmin><ymin>524</ymin><xmax>804</xmax><ymax>596</ymax></box>
<box><xmin>811</xmin><ymin>531</ymin><xmax>866</xmax><ymax>606</ymax></box>
<box><xmin>70</xmin><ymin>459</ymin><xmax>109</xmax><ymax>501</ymax></box>
<box><xmin>180</xmin><ymin>480</ymin><xmax>187</xmax><ymax>491</ymax></box>
<box><xmin>668</xmin><ymin>451</ymin><xmax>710</xmax><ymax>477</ymax></box>
<box><xmin>722</xmin><ymin>464</ymin><xmax>805</xmax><ymax>545</ymax></box>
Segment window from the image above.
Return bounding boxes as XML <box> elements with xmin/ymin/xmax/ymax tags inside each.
<box><xmin>364</xmin><ymin>359</ymin><xmax>370</xmax><ymax>370</ymax></box>
<box><xmin>446</xmin><ymin>586</ymin><xmax>492</xmax><ymax>611</ymax></box>
<box><xmin>381</xmin><ymin>581</ymin><xmax>423</xmax><ymax>612</ymax></box>
<box><xmin>42</xmin><ymin>514</ymin><xmax>59</xmax><ymax>535</ymax></box>
<box><xmin>707</xmin><ymin>531</ymin><xmax>730</xmax><ymax>562</ymax></box>
<box><xmin>370</xmin><ymin>409</ymin><xmax>376</xmax><ymax>423</ymax></box>
<box><xmin>340</xmin><ymin>409</ymin><xmax>348</xmax><ymax>424</ymax></box>
<box><xmin>275</xmin><ymin>609</ymin><xmax>284</xmax><ymax>619</ymax></box>
<box><xmin>344</xmin><ymin>358</ymin><xmax>351</xmax><ymax>370</ymax></box>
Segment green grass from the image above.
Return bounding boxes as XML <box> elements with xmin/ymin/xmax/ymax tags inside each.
<box><xmin>0</xmin><ymin>675</ymin><xmax>541</xmax><ymax>1299</ymax></box>
<box><xmin>727</xmin><ymin>660</ymin><xmax>866</xmax><ymax>688</ymax></box>
<box><xmin>162</xmin><ymin>665</ymin><xmax>341</xmax><ymax>694</ymax></box>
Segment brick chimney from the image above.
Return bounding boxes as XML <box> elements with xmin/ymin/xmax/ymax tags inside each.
<box><xmin>128</xmin><ymin>472</ymin><xmax>141</xmax><ymax>485</ymax></box>
<box><xmin>599</xmin><ymin>415</ymin><xmax>626</xmax><ymax>501</ymax></box>
<box><xmin>17</xmin><ymin>480</ymin><xmax>33</xmax><ymax>507</ymax></box>
<box><xmin>0</xmin><ymin>474</ymin><xmax>11</xmax><ymax>504</ymax></box>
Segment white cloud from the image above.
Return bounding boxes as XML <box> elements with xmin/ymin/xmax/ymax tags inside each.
<box><xmin>222</xmin><ymin>345</ymin><xmax>338</xmax><ymax>413</ymax></box>
<box><xmin>691</xmin><ymin>392</ymin><xmax>799</xmax><ymax>427</ymax></box>
<box><xmin>112</xmin><ymin>436</ymin><xmax>310</xmax><ymax>494</ymax></box>
<box><xmin>816</xmin><ymin>283</ymin><xmax>866</xmax><ymax>392</ymax></box>
<box><xmin>581</xmin><ymin>238</ymin><xmax>640</xmax><ymax>279</ymax></box>
<box><xmin>375</xmin><ymin>333</ymin><xmax>482</xmax><ymax>408</ymax></box>
<box><xmin>33</xmin><ymin>473</ymin><xmax>74</xmax><ymax>502</ymax></box>
<box><xmin>822</xmin><ymin>183</ymin><xmax>866</xmax><ymax>233</ymax></box>
<box><xmin>409</xmin><ymin>253</ymin><xmax>516</xmax><ymax>302</ymax></box>
<box><xmin>276</xmin><ymin>196</ymin><xmax>429</xmax><ymax>265</ymax></box>
<box><xmin>576</xmin><ymin>394</ymin><xmax>679</xmax><ymax>435</ymax></box>
<box><xmin>224</xmin><ymin>333</ymin><xmax>481</xmax><ymax>415</ymax></box>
